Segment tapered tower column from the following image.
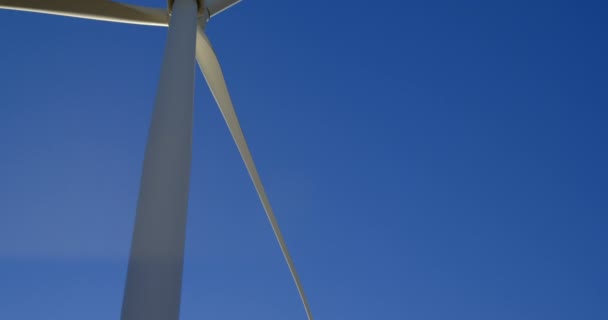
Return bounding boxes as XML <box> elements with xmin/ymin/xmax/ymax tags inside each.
<box><xmin>120</xmin><ymin>0</ymin><xmax>198</xmax><ymax>319</ymax></box>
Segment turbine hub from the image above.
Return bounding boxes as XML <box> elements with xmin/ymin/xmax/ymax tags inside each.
<box><xmin>167</xmin><ymin>0</ymin><xmax>205</xmax><ymax>16</ymax></box>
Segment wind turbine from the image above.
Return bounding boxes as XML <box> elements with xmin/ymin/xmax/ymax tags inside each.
<box><xmin>0</xmin><ymin>1</ymin><xmax>313</xmax><ymax>320</ymax></box>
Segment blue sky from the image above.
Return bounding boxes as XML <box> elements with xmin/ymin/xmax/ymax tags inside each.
<box><xmin>0</xmin><ymin>0</ymin><xmax>607</xmax><ymax>319</ymax></box>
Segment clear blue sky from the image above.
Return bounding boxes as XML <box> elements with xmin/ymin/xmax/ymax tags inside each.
<box><xmin>0</xmin><ymin>0</ymin><xmax>606</xmax><ymax>319</ymax></box>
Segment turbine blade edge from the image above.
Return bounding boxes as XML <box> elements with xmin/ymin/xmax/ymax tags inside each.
<box><xmin>195</xmin><ymin>26</ymin><xmax>315</xmax><ymax>320</ymax></box>
<box><xmin>0</xmin><ymin>0</ymin><xmax>168</xmax><ymax>26</ymax></box>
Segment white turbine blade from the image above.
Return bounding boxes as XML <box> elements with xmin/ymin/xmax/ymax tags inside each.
<box><xmin>0</xmin><ymin>0</ymin><xmax>168</xmax><ymax>26</ymax></box>
<box><xmin>207</xmin><ymin>0</ymin><xmax>240</xmax><ymax>17</ymax></box>
<box><xmin>195</xmin><ymin>27</ymin><xmax>314</xmax><ymax>320</ymax></box>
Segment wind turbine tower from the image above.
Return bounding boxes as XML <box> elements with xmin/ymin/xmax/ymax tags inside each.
<box><xmin>0</xmin><ymin>1</ymin><xmax>314</xmax><ymax>319</ymax></box>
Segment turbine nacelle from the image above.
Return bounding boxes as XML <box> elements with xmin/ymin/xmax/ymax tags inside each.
<box><xmin>166</xmin><ymin>0</ymin><xmax>203</xmax><ymax>16</ymax></box>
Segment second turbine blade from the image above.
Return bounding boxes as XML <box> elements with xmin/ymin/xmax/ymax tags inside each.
<box><xmin>0</xmin><ymin>0</ymin><xmax>168</xmax><ymax>26</ymax></box>
<box><xmin>195</xmin><ymin>27</ymin><xmax>314</xmax><ymax>320</ymax></box>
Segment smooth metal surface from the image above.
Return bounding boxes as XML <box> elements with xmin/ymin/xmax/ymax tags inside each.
<box><xmin>120</xmin><ymin>0</ymin><xmax>198</xmax><ymax>319</ymax></box>
<box><xmin>0</xmin><ymin>0</ymin><xmax>168</xmax><ymax>26</ymax></box>
<box><xmin>195</xmin><ymin>28</ymin><xmax>315</xmax><ymax>320</ymax></box>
